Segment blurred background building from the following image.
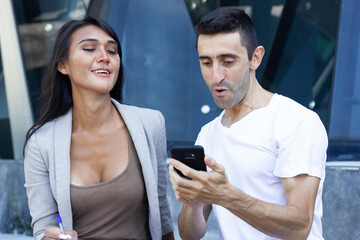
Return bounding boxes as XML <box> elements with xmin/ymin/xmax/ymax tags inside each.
<box><xmin>0</xmin><ymin>0</ymin><xmax>359</xmax><ymax>239</ymax></box>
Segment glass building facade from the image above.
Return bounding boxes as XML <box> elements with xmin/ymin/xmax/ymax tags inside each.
<box><xmin>0</xmin><ymin>47</ymin><xmax>14</xmax><ymax>159</ymax></box>
<box><xmin>0</xmin><ymin>0</ymin><xmax>359</xmax><ymax>161</ymax></box>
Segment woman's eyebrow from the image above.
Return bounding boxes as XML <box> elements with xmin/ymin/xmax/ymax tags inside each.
<box><xmin>78</xmin><ymin>38</ymin><xmax>118</xmax><ymax>46</ymax></box>
<box><xmin>78</xmin><ymin>38</ymin><xmax>98</xmax><ymax>44</ymax></box>
<box><xmin>107</xmin><ymin>40</ymin><xmax>118</xmax><ymax>45</ymax></box>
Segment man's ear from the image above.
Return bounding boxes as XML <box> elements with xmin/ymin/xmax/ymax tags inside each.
<box><xmin>250</xmin><ymin>46</ymin><xmax>265</xmax><ymax>71</ymax></box>
<box><xmin>57</xmin><ymin>60</ymin><xmax>69</xmax><ymax>75</ymax></box>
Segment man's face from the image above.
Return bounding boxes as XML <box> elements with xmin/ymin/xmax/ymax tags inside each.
<box><xmin>197</xmin><ymin>32</ymin><xmax>251</xmax><ymax>110</ymax></box>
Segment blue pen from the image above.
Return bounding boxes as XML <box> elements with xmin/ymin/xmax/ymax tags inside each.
<box><xmin>56</xmin><ymin>214</ymin><xmax>65</xmax><ymax>234</ymax></box>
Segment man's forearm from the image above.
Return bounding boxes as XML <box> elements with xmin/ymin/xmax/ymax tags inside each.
<box><xmin>178</xmin><ymin>203</ymin><xmax>207</xmax><ymax>240</ymax></box>
<box><xmin>218</xmin><ymin>184</ymin><xmax>313</xmax><ymax>240</ymax></box>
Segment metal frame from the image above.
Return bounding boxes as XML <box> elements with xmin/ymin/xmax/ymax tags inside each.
<box><xmin>260</xmin><ymin>0</ymin><xmax>300</xmax><ymax>91</ymax></box>
<box><xmin>0</xmin><ymin>0</ymin><xmax>33</xmax><ymax>159</ymax></box>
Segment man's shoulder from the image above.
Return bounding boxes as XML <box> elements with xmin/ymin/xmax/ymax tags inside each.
<box><xmin>274</xmin><ymin>94</ymin><xmax>308</xmax><ymax>111</ymax></box>
<box><xmin>273</xmin><ymin>94</ymin><xmax>320</xmax><ymax>121</ymax></box>
<box><xmin>272</xmin><ymin>94</ymin><xmax>326</xmax><ymax>139</ymax></box>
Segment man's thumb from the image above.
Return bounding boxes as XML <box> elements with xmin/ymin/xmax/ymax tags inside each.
<box><xmin>205</xmin><ymin>155</ymin><xmax>216</xmax><ymax>169</ymax></box>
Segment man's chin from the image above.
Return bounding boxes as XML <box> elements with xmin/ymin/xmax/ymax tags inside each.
<box><xmin>214</xmin><ymin>99</ymin><xmax>242</xmax><ymax>110</ymax></box>
<box><xmin>214</xmin><ymin>101</ymin><xmax>229</xmax><ymax>110</ymax></box>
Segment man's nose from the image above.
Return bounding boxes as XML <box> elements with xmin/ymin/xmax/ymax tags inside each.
<box><xmin>212</xmin><ymin>64</ymin><xmax>225</xmax><ymax>84</ymax></box>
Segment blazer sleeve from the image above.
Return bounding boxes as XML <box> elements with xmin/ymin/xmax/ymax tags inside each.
<box><xmin>155</xmin><ymin>111</ymin><xmax>174</xmax><ymax>235</ymax></box>
<box><xmin>24</xmin><ymin>133</ymin><xmax>58</xmax><ymax>240</ymax></box>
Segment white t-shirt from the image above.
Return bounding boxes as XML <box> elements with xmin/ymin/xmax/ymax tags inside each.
<box><xmin>195</xmin><ymin>94</ymin><xmax>328</xmax><ymax>240</ymax></box>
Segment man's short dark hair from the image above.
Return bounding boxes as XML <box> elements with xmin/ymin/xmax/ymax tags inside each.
<box><xmin>195</xmin><ymin>7</ymin><xmax>259</xmax><ymax>60</ymax></box>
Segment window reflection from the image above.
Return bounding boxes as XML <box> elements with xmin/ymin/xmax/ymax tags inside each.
<box><xmin>12</xmin><ymin>0</ymin><xmax>88</xmax><ymax>119</ymax></box>
<box><xmin>10</xmin><ymin>0</ymin><xmax>358</xmax><ymax>159</ymax></box>
<box><xmin>0</xmin><ymin>48</ymin><xmax>14</xmax><ymax>159</ymax></box>
<box><xmin>329</xmin><ymin>0</ymin><xmax>360</xmax><ymax>142</ymax></box>
<box><xmin>184</xmin><ymin>0</ymin><xmax>340</xmax><ymax>129</ymax></box>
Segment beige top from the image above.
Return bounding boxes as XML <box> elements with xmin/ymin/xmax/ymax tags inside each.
<box><xmin>70</xmin><ymin>138</ymin><xmax>151</xmax><ymax>240</ymax></box>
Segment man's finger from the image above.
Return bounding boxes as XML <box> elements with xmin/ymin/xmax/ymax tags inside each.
<box><xmin>169</xmin><ymin>158</ymin><xmax>198</xmax><ymax>179</ymax></box>
<box><xmin>175</xmin><ymin>194</ymin><xmax>191</xmax><ymax>205</ymax></box>
<box><xmin>204</xmin><ymin>155</ymin><xmax>223</xmax><ymax>172</ymax></box>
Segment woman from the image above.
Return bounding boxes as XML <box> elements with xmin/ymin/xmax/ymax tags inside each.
<box><xmin>24</xmin><ymin>16</ymin><xmax>174</xmax><ymax>240</ymax></box>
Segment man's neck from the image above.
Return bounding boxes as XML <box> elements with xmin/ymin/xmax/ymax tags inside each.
<box><xmin>222</xmin><ymin>80</ymin><xmax>273</xmax><ymax>127</ymax></box>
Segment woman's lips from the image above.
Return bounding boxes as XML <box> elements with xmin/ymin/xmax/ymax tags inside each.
<box><xmin>91</xmin><ymin>68</ymin><xmax>111</xmax><ymax>77</ymax></box>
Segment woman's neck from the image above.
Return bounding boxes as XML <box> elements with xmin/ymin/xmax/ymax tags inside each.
<box><xmin>71</xmin><ymin>94</ymin><xmax>121</xmax><ymax>133</ymax></box>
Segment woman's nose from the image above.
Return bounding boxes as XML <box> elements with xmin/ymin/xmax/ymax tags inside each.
<box><xmin>96</xmin><ymin>48</ymin><xmax>109</xmax><ymax>63</ymax></box>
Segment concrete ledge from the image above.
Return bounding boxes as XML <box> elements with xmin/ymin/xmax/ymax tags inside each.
<box><xmin>1</xmin><ymin>160</ymin><xmax>359</xmax><ymax>239</ymax></box>
<box><xmin>0</xmin><ymin>233</ymin><xmax>31</xmax><ymax>239</ymax></box>
<box><xmin>322</xmin><ymin>162</ymin><xmax>360</xmax><ymax>239</ymax></box>
<box><xmin>0</xmin><ymin>160</ymin><xmax>31</xmax><ymax>235</ymax></box>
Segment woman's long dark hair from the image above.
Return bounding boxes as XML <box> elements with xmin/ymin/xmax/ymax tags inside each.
<box><xmin>23</xmin><ymin>17</ymin><xmax>124</xmax><ymax>152</ymax></box>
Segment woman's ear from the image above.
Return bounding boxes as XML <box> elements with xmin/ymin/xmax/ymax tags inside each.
<box><xmin>250</xmin><ymin>46</ymin><xmax>265</xmax><ymax>71</ymax></box>
<box><xmin>57</xmin><ymin>60</ymin><xmax>69</xmax><ymax>75</ymax></box>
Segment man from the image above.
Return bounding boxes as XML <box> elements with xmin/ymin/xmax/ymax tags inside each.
<box><xmin>169</xmin><ymin>7</ymin><xmax>328</xmax><ymax>240</ymax></box>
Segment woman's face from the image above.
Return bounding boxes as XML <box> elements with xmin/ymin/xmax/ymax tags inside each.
<box><xmin>58</xmin><ymin>25</ymin><xmax>120</xmax><ymax>98</ymax></box>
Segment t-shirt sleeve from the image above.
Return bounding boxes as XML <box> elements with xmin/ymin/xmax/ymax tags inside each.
<box><xmin>273</xmin><ymin>111</ymin><xmax>328</xmax><ymax>179</ymax></box>
<box><xmin>195</xmin><ymin>132</ymin><xmax>202</xmax><ymax>146</ymax></box>
<box><xmin>195</xmin><ymin>124</ymin><xmax>206</xmax><ymax>146</ymax></box>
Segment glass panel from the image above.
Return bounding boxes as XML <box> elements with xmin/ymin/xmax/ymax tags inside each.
<box><xmin>327</xmin><ymin>0</ymin><xmax>360</xmax><ymax>161</ymax></box>
<box><xmin>0</xmin><ymin>47</ymin><xmax>14</xmax><ymax>159</ymax></box>
<box><xmin>13</xmin><ymin>0</ymin><xmax>349</xmax><ymax>151</ymax></box>
<box><xmin>12</xmin><ymin>0</ymin><xmax>217</xmax><ymax>144</ymax></box>
<box><xmin>12</xmin><ymin>0</ymin><xmax>87</xmax><ymax>119</ymax></box>
<box><xmin>95</xmin><ymin>0</ymin><xmax>217</xmax><ymax>144</ymax></box>
<box><xmin>184</xmin><ymin>0</ymin><xmax>340</xmax><ymax>130</ymax></box>
<box><xmin>261</xmin><ymin>0</ymin><xmax>339</xmax><ymax>127</ymax></box>
<box><xmin>185</xmin><ymin>0</ymin><xmax>286</xmax><ymax>80</ymax></box>
<box><xmin>329</xmin><ymin>0</ymin><xmax>360</xmax><ymax>141</ymax></box>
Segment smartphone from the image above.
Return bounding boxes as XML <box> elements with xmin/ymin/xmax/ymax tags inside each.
<box><xmin>170</xmin><ymin>145</ymin><xmax>206</xmax><ymax>178</ymax></box>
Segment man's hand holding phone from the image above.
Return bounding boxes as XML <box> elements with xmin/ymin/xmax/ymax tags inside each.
<box><xmin>170</xmin><ymin>145</ymin><xmax>207</xmax><ymax>179</ymax></box>
<box><xmin>169</xmin><ymin>151</ymin><xmax>231</xmax><ymax>206</ymax></box>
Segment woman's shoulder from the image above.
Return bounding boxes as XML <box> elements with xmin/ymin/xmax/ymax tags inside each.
<box><xmin>30</xmin><ymin>119</ymin><xmax>55</xmax><ymax>140</ymax></box>
<box><xmin>29</xmin><ymin>110</ymin><xmax>72</xmax><ymax>143</ymax></box>
<box><xmin>128</xmin><ymin>105</ymin><xmax>164</xmax><ymax>128</ymax></box>
<box><xmin>112</xmin><ymin>100</ymin><xmax>164</xmax><ymax>121</ymax></box>
<box><xmin>25</xmin><ymin>119</ymin><xmax>56</xmax><ymax>156</ymax></box>
<box><xmin>126</xmin><ymin>104</ymin><xmax>160</xmax><ymax>114</ymax></box>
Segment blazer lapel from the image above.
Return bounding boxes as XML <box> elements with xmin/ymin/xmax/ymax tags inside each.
<box><xmin>51</xmin><ymin>101</ymin><xmax>161</xmax><ymax>238</ymax></box>
<box><xmin>112</xmin><ymin>100</ymin><xmax>161</xmax><ymax>239</ymax></box>
<box><xmin>53</xmin><ymin>109</ymin><xmax>73</xmax><ymax>230</ymax></box>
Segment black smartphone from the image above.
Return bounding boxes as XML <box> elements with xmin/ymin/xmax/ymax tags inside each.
<box><xmin>170</xmin><ymin>145</ymin><xmax>206</xmax><ymax>178</ymax></box>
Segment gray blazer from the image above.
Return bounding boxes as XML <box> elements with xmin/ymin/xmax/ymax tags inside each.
<box><xmin>24</xmin><ymin>100</ymin><xmax>173</xmax><ymax>240</ymax></box>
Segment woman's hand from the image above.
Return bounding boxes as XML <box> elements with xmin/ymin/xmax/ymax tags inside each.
<box><xmin>43</xmin><ymin>227</ymin><xmax>78</xmax><ymax>240</ymax></box>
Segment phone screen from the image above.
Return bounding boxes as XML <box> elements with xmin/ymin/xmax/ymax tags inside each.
<box><xmin>170</xmin><ymin>145</ymin><xmax>206</xmax><ymax>178</ymax></box>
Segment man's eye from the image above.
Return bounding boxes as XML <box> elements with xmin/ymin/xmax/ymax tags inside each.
<box><xmin>83</xmin><ymin>48</ymin><xmax>95</xmax><ymax>52</ymax></box>
<box><xmin>202</xmin><ymin>61</ymin><xmax>211</xmax><ymax>66</ymax></box>
<box><xmin>223</xmin><ymin>60</ymin><xmax>234</xmax><ymax>66</ymax></box>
